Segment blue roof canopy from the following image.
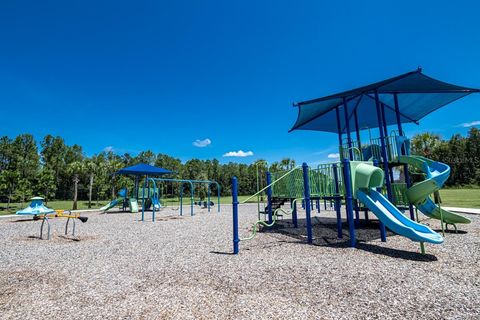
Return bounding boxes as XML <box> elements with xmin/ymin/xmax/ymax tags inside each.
<box><xmin>116</xmin><ymin>163</ymin><xmax>174</xmax><ymax>176</ymax></box>
<box><xmin>290</xmin><ymin>69</ymin><xmax>479</xmax><ymax>134</ymax></box>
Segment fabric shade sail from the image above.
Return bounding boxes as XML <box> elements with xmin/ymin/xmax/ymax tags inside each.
<box><xmin>290</xmin><ymin>69</ymin><xmax>479</xmax><ymax>134</ymax></box>
<box><xmin>116</xmin><ymin>163</ymin><xmax>174</xmax><ymax>176</ymax></box>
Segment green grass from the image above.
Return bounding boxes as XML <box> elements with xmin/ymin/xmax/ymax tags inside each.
<box><xmin>438</xmin><ymin>189</ymin><xmax>480</xmax><ymax>208</ymax></box>
<box><xmin>0</xmin><ymin>195</ymin><xmax>260</xmax><ymax>216</ymax></box>
<box><xmin>2</xmin><ymin>189</ymin><xmax>477</xmax><ymax>216</ymax></box>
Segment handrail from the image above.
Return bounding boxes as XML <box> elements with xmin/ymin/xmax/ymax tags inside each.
<box><xmin>241</xmin><ymin>166</ymin><xmax>301</xmax><ymax>204</ymax></box>
<box><xmin>348</xmin><ymin>147</ymin><xmax>362</xmax><ymax>161</ymax></box>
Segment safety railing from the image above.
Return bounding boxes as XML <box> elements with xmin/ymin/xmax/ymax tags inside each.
<box><xmin>341</xmin><ymin>134</ymin><xmax>410</xmax><ymax>163</ymax></box>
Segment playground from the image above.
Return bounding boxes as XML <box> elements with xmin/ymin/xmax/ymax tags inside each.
<box><xmin>1</xmin><ymin>69</ymin><xmax>479</xmax><ymax>319</ymax></box>
<box><xmin>0</xmin><ymin>204</ymin><xmax>479</xmax><ymax>319</ymax></box>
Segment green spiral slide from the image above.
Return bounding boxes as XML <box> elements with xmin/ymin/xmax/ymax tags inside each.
<box><xmin>398</xmin><ymin>155</ymin><xmax>470</xmax><ymax>225</ymax></box>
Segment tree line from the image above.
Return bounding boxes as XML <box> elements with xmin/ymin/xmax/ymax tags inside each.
<box><xmin>1</xmin><ymin>128</ymin><xmax>477</xmax><ymax>209</ymax></box>
<box><xmin>410</xmin><ymin>127</ymin><xmax>480</xmax><ymax>187</ymax></box>
<box><xmin>0</xmin><ymin>134</ymin><xmax>296</xmax><ymax>208</ymax></box>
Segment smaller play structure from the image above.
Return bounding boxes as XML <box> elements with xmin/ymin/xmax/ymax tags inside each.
<box><xmin>100</xmin><ymin>188</ymin><xmax>139</xmax><ymax>213</ymax></box>
<box><xmin>232</xmin><ymin>69</ymin><xmax>477</xmax><ymax>254</ymax></box>
<box><xmin>16</xmin><ymin>197</ymin><xmax>88</xmax><ymax>240</ymax></box>
<box><xmin>101</xmin><ymin>163</ymin><xmax>221</xmax><ymax>221</ymax></box>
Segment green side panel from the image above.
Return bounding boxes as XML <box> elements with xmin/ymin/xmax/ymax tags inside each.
<box><xmin>391</xmin><ymin>183</ymin><xmax>409</xmax><ymax>206</ymax></box>
<box><xmin>270</xmin><ymin>163</ymin><xmax>345</xmax><ymax>199</ymax></box>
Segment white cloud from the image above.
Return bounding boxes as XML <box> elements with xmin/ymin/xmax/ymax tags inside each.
<box><xmin>460</xmin><ymin>121</ymin><xmax>480</xmax><ymax>128</ymax></box>
<box><xmin>327</xmin><ymin>153</ymin><xmax>340</xmax><ymax>159</ymax></box>
<box><xmin>103</xmin><ymin>146</ymin><xmax>114</xmax><ymax>153</ymax></box>
<box><xmin>223</xmin><ymin>150</ymin><xmax>254</xmax><ymax>157</ymax></box>
<box><xmin>192</xmin><ymin>138</ymin><xmax>211</xmax><ymax>147</ymax></box>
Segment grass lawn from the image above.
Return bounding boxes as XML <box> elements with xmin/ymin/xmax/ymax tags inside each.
<box><xmin>1</xmin><ymin>189</ymin><xmax>477</xmax><ymax>216</ymax></box>
<box><xmin>438</xmin><ymin>189</ymin><xmax>480</xmax><ymax>208</ymax></box>
<box><xmin>0</xmin><ymin>195</ymin><xmax>259</xmax><ymax>216</ymax></box>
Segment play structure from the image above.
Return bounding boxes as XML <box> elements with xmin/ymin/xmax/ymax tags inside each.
<box><xmin>101</xmin><ymin>163</ymin><xmax>221</xmax><ymax>221</ymax></box>
<box><xmin>16</xmin><ymin>197</ymin><xmax>88</xmax><ymax>240</ymax></box>
<box><xmin>232</xmin><ymin>69</ymin><xmax>478</xmax><ymax>254</ymax></box>
<box><xmin>144</xmin><ymin>178</ymin><xmax>221</xmax><ymax>220</ymax></box>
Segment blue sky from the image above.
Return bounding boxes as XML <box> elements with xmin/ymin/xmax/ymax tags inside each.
<box><xmin>1</xmin><ymin>1</ymin><xmax>479</xmax><ymax>165</ymax></box>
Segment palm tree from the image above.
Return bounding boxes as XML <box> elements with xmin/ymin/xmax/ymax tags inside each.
<box><xmin>85</xmin><ymin>160</ymin><xmax>97</xmax><ymax>208</ymax></box>
<box><xmin>67</xmin><ymin>161</ymin><xmax>84</xmax><ymax>210</ymax></box>
<box><xmin>411</xmin><ymin>133</ymin><xmax>441</xmax><ymax>157</ymax></box>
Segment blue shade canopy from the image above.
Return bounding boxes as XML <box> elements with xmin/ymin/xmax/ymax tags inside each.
<box><xmin>290</xmin><ymin>69</ymin><xmax>479</xmax><ymax>134</ymax></box>
<box><xmin>116</xmin><ymin>163</ymin><xmax>174</xmax><ymax>176</ymax></box>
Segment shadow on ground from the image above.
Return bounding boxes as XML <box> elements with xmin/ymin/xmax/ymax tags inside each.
<box><xmin>256</xmin><ymin>216</ymin><xmax>437</xmax><ymax>261</ymax></box>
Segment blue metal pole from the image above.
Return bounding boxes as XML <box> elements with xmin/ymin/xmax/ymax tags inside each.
<box><xmin>373</xmin><ymin>159</ymin><xmax>387</xmax><ymax>242</ymax></box>
<box><xmin>394</xmin><ymin>93</ymin><xmax>415</xmax><ymax>221</ymax></box>
<box><xmin>381</xmin><ymin>103</ymin><xmax>395</xmax><ymax>183</ymax></box>
<box><xmin>141</xmin><ymin>177</ymin><xmax>146</xmax><ymax>222</ymax></box>
<box><xmin>354</xmin><ymin>108</ymin><xmax>362</xmax><ymax>151</ymax></box>
<box><xmin>342</xmin><ymin>159</ymin><xmax>356</xmax><ymax>247</ymax></box>
<box><xmin>343</xmin><ymin>97</ymin><xmax>354</xmax><ymax>160</ymax></box>
<box><xmin>266</xmin><ymin>171</ymin><xmax>273</xmax><ymax>225</ymax></box>
<box><xmin>135</xmin><ymin>176</ymin><xmax>139</xmax><ymax>200</ymax></box>
<box><xmin>335</xmin><ymin>107</ymin><xmax>343</xmax><ymax>159</ymax></box>
<box><xmin>302</xmin><ymin>163</ymin><xmax>313</xmax><ymax>244</ymax></box>
<box><xmin>394</xmin><ymin>93</ymin><xmax>403</xmax><ymax>136</ymax></box>
<box><xmin>332</xmin><ymin>163</ymin><xmax>343</xmax><ymax>239</ymax></box>
<box><xmin>232</xmin><ymin>177</ymin><xmax>239</xmax><ymax>254</ymax></box>
<box><xmin>374</xmin><ymin>90</ymin><xmax>393</xmax><ymax>201</ymax></box>
<box><xmin>150</xmin><ymin>177</ymin><xmax>156</xmax><ymax>222</ymax></box>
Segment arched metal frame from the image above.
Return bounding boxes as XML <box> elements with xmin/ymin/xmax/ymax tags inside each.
<box><xmin>140</xmin><ymin>177</ymin><xmax>221</xmax><ymax>222</ymax></box>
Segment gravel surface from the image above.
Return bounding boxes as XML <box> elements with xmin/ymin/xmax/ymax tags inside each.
<box><xmin>0</xmin><ymin>204</ymin><xmax>479</xmax><ymax>319</ymax></box>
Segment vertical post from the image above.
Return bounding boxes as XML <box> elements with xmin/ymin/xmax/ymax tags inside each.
<box><xmin>266</xmin><ymin>172</ymin><xmax>273</xmax><ymax>225</ymax></box>
<box><xmin>374</xmin><ymin>90</ymin><xmax>393</xmax><ymax>201</ymax></box>
<box><xmin>135</xmin><ymin>176</ymin><xmax>139</xmax><ymax>200</ymax></box>
<box><xmin>232</xmin><ymin>177</ymin><xmax>239</xmax><ymax>254</ymax></box>
<box><xmin>207</xmin><ymin>183</ymin><xmax>211</xmax><ymax>212</ymax></box>
<box><xmin>179</xmin><ymin>184</ymin><xmax>183</xmax><ymax>216</ymax></box>
<box><xmin>302</xmin><ymin>163</ymin><xmax>313</xmax><ymax>244</ymax></box>
<box><xmin>190</xmin><ymin>182</ymin><xmax>194</xmax><ymax>216</ymax></box>
<box><xmin>316</xmin><ymin>199</ymin><xmax>320</xmax><ymax>213</ymax></box>
<box><xmin>141</xmin><ymin>177</ymin><xmax>146</xmax><ymax>221</ymax></box>
<box><xmin>151</xmin><ymin>178</ymin><xmax>156</xmax><ymax>222</ymax></box>
<box><xmin>256</xmin><ymin>164</ymin><xmax>260</xmax><ymax>219</ymax></box>
<box><xmin>342</xmin><ymin>159</ymin><xmax>356</xmax><ymax>247</ymax></box>
<box><xmin>394</xmin><ymin>93</ymin><xmax>403</xmax><ymax>136</ymax></box>
<box><xmin>394</xmin><ymin>93</ymin><xmax>415</xmax><ymax>221</ymax></box>
<box><xmin>343</xmin><ymin>97</ymin><xmax>354</xmax><ymax>160</ymax></box>
<box><xmin>332</xmin><ymin>163</ymin><xmax>343</xmax><ymax>239</ymax></box>
<box><xmin>381</xmin><ymin>103</ymin><xmax>395</xmax><ymax>183</ymax></box>
<box><xmin>354</xmin><ymin>205</ymin><xmax>360</xmax><ymax>226</ymax></box>
<box><xmin>374</xmin><ymin>159</ymin><xmax>387</xmax><ymax>242</ymax></box>
<box><xmin>217</xmin><ymin>183</ymin><xmax>221</xmax><ymax>213</ymax></box>
<box><xmin>335</xmin><ymin>107</ymin><xmax>343</xmax><ymax>159</ymax></box>
<box><xmin>292</xmin><ymin>199</ymin><xmax>298</xmax><ymax>228</ymax></box>
<box><xmin>354</xmin><ymin>107</ymin><xmax>362</xmax><ymax>152</ymax></box>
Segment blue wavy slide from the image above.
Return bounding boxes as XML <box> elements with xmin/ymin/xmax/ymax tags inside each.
<box><xmin>357</xmin><ymin>188</ymin><xmax>444</xmax><ymax>244</ymax></box>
